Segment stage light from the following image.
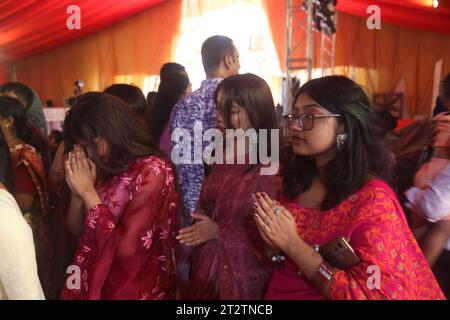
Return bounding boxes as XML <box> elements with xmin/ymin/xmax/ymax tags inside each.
<box><xmin>303</xmin><ymin>0</ymin><xmax>338</xmax><ymax>34</ymax></box>
<box><xmin>433</xmin><ymin>0</ymin><xmax>439</xmax><ymax>8</ymax></box>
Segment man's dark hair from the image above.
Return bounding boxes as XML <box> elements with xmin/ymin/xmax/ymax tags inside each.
<box><xmin>0</xmin><ymin>82</ymin><xmax>34</xmax><ymax>109</ymax></box>
<box><xmin>160</xmin><ymin>63</ymin><xmax>186</xmax><ymax>82</ymax></box>
<box><xmin>201</xmin><ymin>35</ymin><xmax>235</xmax><ymax>73</ymax></box>
<box><xmin>439</xmin><ymin>73</ymin><xmax>450</xmax><ymax>103</ymax></box>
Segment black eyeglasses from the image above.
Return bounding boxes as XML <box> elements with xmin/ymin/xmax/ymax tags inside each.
<box><xmin>283</xmin><ymin>112</ymin><xmax>341</xmax><ymax>131</ymax></box>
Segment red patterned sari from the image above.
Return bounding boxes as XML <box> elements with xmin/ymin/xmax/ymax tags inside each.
<box><xmin>61</xmin><ymin>156</ymin><xmax>178</xmax><ymax>300</ymax></box>
<box><xmin>265</xmin><ymin>179</ymin><xmax>445</xmax><ymax>300</ymax></box>
<box><xmin>9</xmin><ymin>144</ymin><xmax>54</xmax><ymax>298</ymax></box>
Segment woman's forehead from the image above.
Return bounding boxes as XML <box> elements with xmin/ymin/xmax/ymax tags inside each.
<box><xmin>294</xmin><ymin>103</ymin><xmax>324</xmax><ymax>113</ymax></box>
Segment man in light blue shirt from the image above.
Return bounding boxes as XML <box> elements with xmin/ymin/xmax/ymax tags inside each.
<box><xmin>170</xmin><ymin>35</ymin><xmax>240</xmax><ymax>218</ymax></box>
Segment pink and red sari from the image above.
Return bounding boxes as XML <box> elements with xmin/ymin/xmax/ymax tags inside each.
<box><xmin>61</xmin><ymin>156</ymin><xmax>178</xmax><ymax>300</ymax></box>
<box><xmin>265</xmin><ymin>179</ymin><xmax>445</xmax><ymax>300</ymax></box>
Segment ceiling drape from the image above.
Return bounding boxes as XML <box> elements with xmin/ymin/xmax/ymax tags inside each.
<box><xmin>12</xmin><ymin>0</ymin><xmax>182</xmax><ymax>105</ymax></box>
<box><xmin>262</xmin><ymin>0</ymin><xmax>450</xmax><ymax>116</ymax></box>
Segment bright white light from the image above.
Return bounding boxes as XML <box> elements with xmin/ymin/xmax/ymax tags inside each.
<box><xmin>433</xmin><ymin>0</ymin><xmax>439</xmax><ymax>8</ymax></box>
<box><xmin>174</xmin><ymin>0</ymin><xmax>282</xmax><ymax>104</ymax></box>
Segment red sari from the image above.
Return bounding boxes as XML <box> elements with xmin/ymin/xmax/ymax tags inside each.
<box><xmin>61</xmin><ymin>156</ymin><xmax>178</xmax><ymax>300</ymax></box>
<box><xmin>188</xmin><ymin>162</ymin><xmax>279</xmax><ymax>300</ymax></box>
<box><xmin>265</xmin><ymin>179</ymin><xmax>445</xmax><ymax>300</ymax></box>
<box><xmin>10</xmin><ymin>144</ymin><xmax>54</xmax><ymax>298</ymax></box>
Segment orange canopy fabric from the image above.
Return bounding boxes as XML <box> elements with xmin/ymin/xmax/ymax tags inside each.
<box><xmin>12</xmin><ymin>0</ymin><xmax>182</xmax><ymax>105</ymax></box>
<box><xmin>0</xmin><ymin>0</ymin><xmax>165</xmax><ymax>63</ymax></box>
<box><xmin>337</xmin><ymin>0</ymin><xmax>450</xmax><ymax>35</ymax></box>
<box><xmin>262</xmin><ymin>0</ymin><xmax>450</xmax><ymax>116</ymax></box>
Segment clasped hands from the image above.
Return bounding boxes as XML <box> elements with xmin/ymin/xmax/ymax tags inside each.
<box><xmin>65</xmin><ymin>144</ymin><xmax>100</xmax><ymax>209</ymax></box>
<box><xmin>252</xmin><ymin>192</ymin><xmax>301</xmax><ymax>254</ymax></box>
<box><xmin>177</xmin><ymin>192</ymin><xmax>302</xmax><ymax>253</ymax></box>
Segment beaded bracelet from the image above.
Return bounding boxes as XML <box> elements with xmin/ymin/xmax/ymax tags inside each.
<box><xmin>271</xmin><ymin>254</ymin><xmax>286</xmax><ymax>263</ymax></box>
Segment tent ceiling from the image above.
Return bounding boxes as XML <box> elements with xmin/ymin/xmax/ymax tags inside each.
<box><xmin>0</xmin><ymin>0</ymin><xmax>449</xmax><ymax>65</ymax></box>
<box><xmin>0</xmin><ymin>0</ymin><xmax>164</xmax><ymax>64</ymax></box>
<box><xmin>337</xmin><ymin>0</ymin><xmax>450</xmax><ymax>34</ymax></box>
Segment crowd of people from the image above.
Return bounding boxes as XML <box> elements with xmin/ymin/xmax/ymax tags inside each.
<box><xmin>0</xmin><ymin>35</ymin><xmax>449</xmax><ymax>300</ymax></box>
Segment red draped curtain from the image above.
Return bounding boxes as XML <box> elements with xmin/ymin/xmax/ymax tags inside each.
<box><xmin>262</xmin><ymin>0</ymin><xmax>450</xmax><ymax>116</ymax></box>
<box><xmin>10</xmin><ymin>0</ymin><xmax>182</xmax><ymax>105</ymax></box>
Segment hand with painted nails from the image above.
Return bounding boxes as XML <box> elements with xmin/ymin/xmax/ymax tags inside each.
<box><xmin>252</xmin><ymin>192</ymin><xmax>301</xmax><ymax>253</ymax></box>
<box><xmin>177</xmin><ymin>212</ymin><xmax>218</xmax><ymax>246</ymax></box>
<box><xmin>251</xmin><ymin>193</ymin><xmax>279</xmax><ymax>250</ymax></box>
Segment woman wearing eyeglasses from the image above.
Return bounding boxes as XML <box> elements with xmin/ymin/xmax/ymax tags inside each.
<box><xmin>252</xmin><ymin>75</ymin><xmax>444</xmax><ymax>300</ymax></box>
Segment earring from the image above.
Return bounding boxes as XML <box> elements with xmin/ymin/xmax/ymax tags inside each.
<box><xmin>336</xmin><ymin>134</ymin><xmax>348</xmax><ymax>151</ymax></box>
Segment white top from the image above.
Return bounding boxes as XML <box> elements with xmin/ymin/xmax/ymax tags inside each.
<box><xmin>405</xmin><ymin>162</ymin><xmax>450</xmax><ymax>250</ymax></box>
<box><xmin>0</xmin><ymin>189</ymin><xmax>45</xmax><ymax>300</ymax></box>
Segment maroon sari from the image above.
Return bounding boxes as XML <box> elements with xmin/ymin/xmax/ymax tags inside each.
<box><xmin>188</xmin><ymin>162</ymin><xmax>279</xmax><ymax>300</ymax></box>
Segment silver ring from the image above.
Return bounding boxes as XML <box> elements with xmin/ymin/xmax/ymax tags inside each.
<box><xmin>274</xmin><ymin>206</ymin><xmax>281</xmax><ymax>216</ymax></box>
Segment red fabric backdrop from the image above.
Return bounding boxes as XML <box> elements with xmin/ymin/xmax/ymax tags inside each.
<box><xmin>2</xmin><ymin>0</ymin><xmax>449</xmax><ymax>67</ymax></box>
<box><xmin>337</xmin><ymin>0</ymin><xmax>450</xmax><ymax>34</ymax></box>
<box><xmin>0</xmin><ymin>0</ymin><xmax>164</xmax><ymax>64</ymax></box>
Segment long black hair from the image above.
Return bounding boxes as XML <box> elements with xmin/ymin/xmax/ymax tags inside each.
<box><xmin>150</xmin><ymin>73</ymin><xmax>190</xmax><ymax>143</ymax></box>
<box><xmin>214</xmin><ymin>73</ymin><xmax>279</xmax><ymax>156</ymax></box>
<box><xmin>64</xmin><ymin>92</ymin><xmax>161</xmax><ymax>180</ymax></box>
<box><xmin>281</xmin><ymin>75</ymin><xmax>392</xmax><ymax>210</ymax></box>
<box><xmin>0</xmin><ymin>96</ymin><xmax>32</xmax><ymax>144</ymax></box>
<box><xmin>0</xmin><ymin>82</ymin><xmax>34</xmax><ymax>109</ymax></box>
<box><xmin>103</xmin><ymin>84</ymin><xmax>147</xmax><ymax>115</ymax></box>
<box><xmin>215</xmin><ymin>73</ymin><xmax>278</xmax><ymax>128</ymax></box>
<box><xmin>0</xmin><ymin>126</ymin><xmax>15</xmax><ymax>194</ymax></box>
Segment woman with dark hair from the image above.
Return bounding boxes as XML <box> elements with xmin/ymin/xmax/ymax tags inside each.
<box><xmin>0</xmin><ymin>86</ymin><xmax>51</xmax><ymax>173</ymax></box>
<box><xmin>145</xmin><ymin>91</ymin><xmax>157</xmax><ymax>118</ymax></box>
<box><xmin>103</xmin><ymin>83</ymin><xmax>147</xmax><ymax>115</ymax></box>
<box><xmin>0</xmin><ymin>129</ymin><xmax>44</xmax><ymax>300</ymax></box>
<box><xmin>177</xmin><ymin>74</ymin><xmax>279</xmax><ymax>299</ymax></box>
<box><xmin>252</xmin><ymin>75</ymin><xmax>444</xmax><ymax>300</ymax></box>
<box><xmin>150</xmin><ymin>73</ymin><xmax>191</xmax><ymax>154</ymax></box>
<box><xmin>48</xmin><ymin>129</ymin><xmax>63</xmax><ymax>161</ymax></box>
<box><xmin>0</xmin><ymin>96</ymin><xmax>54</xmax><ymax>298</ymax></box>
<box><xmin>60</xmin><ymin>92</ymin><xmax>178</xmax><ymax>300</ymax></box>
